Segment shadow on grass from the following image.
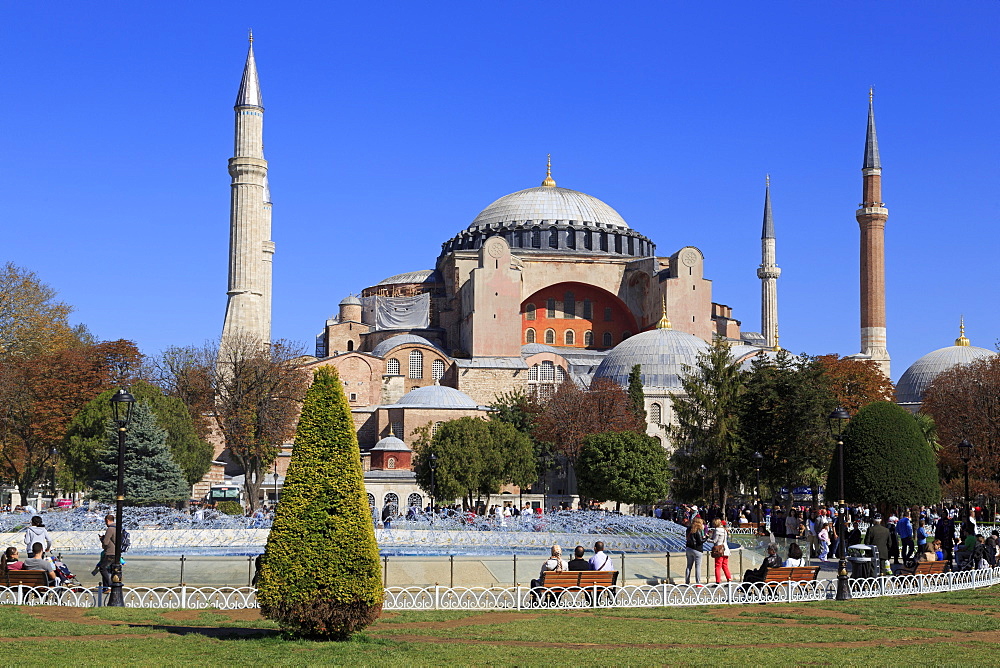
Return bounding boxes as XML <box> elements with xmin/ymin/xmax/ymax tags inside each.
<box><xmin>142</xmin><ymin>624</ymin><xmax>281</xmax><ymax>640</ymax></box>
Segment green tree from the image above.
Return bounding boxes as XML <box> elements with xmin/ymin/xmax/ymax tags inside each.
<box><xmin>738</xmin><ymin>351</ymin><xmax>837</xmax><ymax>507</ymax></box>
<box><xmin>576</xmin><ymin>431</ymin><xmax>669</xmax><ymax>511</ymax></box>
<box><xmin>486</xmin><ymin>419</ymin><xmax>537</xmax><ymax>493</ymax></box>
<box><xmin>628</xmin><ymin>364</ymin><xmax>646</xmax><ymax>421</ymax></box>
<box><xmin>668</xmin><ymin>336</ymin><xmax>744</xmax><ymax>508</ymax></box>
<box><xmin>257</xmin><ymin>367</ymin><xmax>381</xmax><ymax>640</ymax></box>
<box><xmin>827</xmin><ymin>401</ymin><xmax>940</xmax><ymax>511</ymax></box>
<box><xmin>88</xmin><ymin>401</ymin><xmax>190</xmax><ymax>506</ymax></box>
<box><xmin>63</xmin><ymin>380</ymin><xmax>213</xmax><ymax>488</ymax></box>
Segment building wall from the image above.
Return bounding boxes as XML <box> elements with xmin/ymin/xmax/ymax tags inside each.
<box><xmin>522</xmin><ymin>281</ymin><xmax>638</xmax><ymax>348</ymax></box>
<box><xmin>453</xmin><ymin>367</ymin><xmax>522</xmax><ymax>406</ymax></box>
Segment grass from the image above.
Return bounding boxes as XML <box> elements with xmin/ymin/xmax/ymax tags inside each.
<box><xmin>1</xmin><ymin>585</ymin><xmax>999</xmax><ymax>665</ymax></box>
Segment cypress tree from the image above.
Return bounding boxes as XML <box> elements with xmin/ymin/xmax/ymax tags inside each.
<box><xmin>88</xmin><ymin>401</ymin><xmax>190</xmax><ymax>506</ymax></box>
<box><xmin>627</xmin><ymin>364</ymin><xmax>646</xmax><ymax>420</ymax></box>
<box><xmin>257</xmin><ymin>367</ymin><xmax>382</xmax><ymax>639</ymax></box>
<box><xmin>827</xmin><ymin>401</ymin><xmax>940</xmax><ymax>509</ymax></box>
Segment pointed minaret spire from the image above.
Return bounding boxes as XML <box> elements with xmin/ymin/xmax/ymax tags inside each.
<box><xmin>757</xmin><ymin>175</ymin><xmax>780</xmax><ymax>349</ymax></box>
<box><xmin>223</xmin><ymin>35</ymin><xmax>273</xmax><ymax>348</ymax></box>
<box><xmin>863</xmin><ymin>87</ymin><xmax>880</xmax><ymax>170</ymax></box>
<box><xmin>856</xmin><ymin>89</ymin><xmax>890</xmax><ymax>378</ymax></box>
<box><xmin>236</xmin><ymin>32</ymin><xmax>263</xmax><ymax>109</ymax></box>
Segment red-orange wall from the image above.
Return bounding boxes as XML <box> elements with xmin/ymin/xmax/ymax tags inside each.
<box><xmin>521</xmin><ymin>282</ymin><xmax>638</xmax><ymax>349</ymax></box>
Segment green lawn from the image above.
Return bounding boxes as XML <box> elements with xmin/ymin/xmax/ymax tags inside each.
<box><xmin>2</xmin><ymin>585</ymin><xmax>1000</xmax><ymax>665</ymax></box>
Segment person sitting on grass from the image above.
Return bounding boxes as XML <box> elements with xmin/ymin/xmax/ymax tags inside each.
<box><xmin>22</xmin><ymin>542</ymin><xmax>58</xmax><ymax>585</ymax></box>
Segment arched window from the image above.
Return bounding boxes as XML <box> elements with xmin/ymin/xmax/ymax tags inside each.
<box><xmin>622</xmin><ymin>331</ymin><xmax>632</xmax><ymax>341</ymax></box>
<box><xmin>391</xmin><ymin>422</ymin><xmax>404</xmax><ymax>439</ymax></box>
<box><xmin>603</xmin><ymin>331</ymin><xmax>613</xmax><ymax>346</ymax></box>
<box><xmin>544</xmin><ymin>329</ymin><xmax>555</xmax><ymax>344</ymax></box>
<box><xmin>649</xmin><ymin>402</ymin><xmax>662</xmax><ymax>425</ymax></box>
<box><xmin>386</xmin><ymin>358</ymin><xmax>400</xmax><ymax>375</ymax></box>
<box><xmin>567</xmin><ymin>229</ymin><xmax>575</xmax><ymax>249</ymax></box>
<box><xmin>525</xmin><ymin>303</ymin><xmax>536</xmax><ymax>320</ymax></box>
<box><xmin>563</xmin><ymin>291</ymin><xmax>575</xmax><ymax>318</ymax></box>
<box><xmin>556</xmin><ymin>365</ymin><xmax>567</xmax><ymax>382</ymax></box>
<box><xmin>383</xmin><ymin>492</ymin><xmax>399</xmax><ymax>513</ymax></box>
<box><xmin>584</xmin><ymin>330</ymin><xmax>593</xmax><ymax>346</ymax></box>
<box><xmin>528</xmin><ymin>364</ymin><xmax>539</xmax><ymax>381</ymax></box>
<box><xmin>386</xmin><ymin>457</ymin><xmax>397</xmax><ymax>469</ymax></box>
<box><xmin>367</xmin><ymin>493</ymin><xmax>376</xmax><ymax>508</ymax></box>
<box><xmin>432</xmin><ymin>359</ymin><xmax>445</xmax><ymax>380</ymax></box>
<box><xmin>409</xmin><ymin>350</ymin><xmax>423</xmax><ymax>379</ymax></box>
<box><xmin>408</xmin><ymin>493</ymin><xmax>423</xmax><ymax>508</ymax></box>
<box><xmin>546</xmin><ymin>298</ymin><xmax>556</xmax><ymax>318</ymax></box>
<box><xmin>564</xmin><ymin>330</ymin><xmax>575</xmax><ymax>345</ymax></box>
<box><xmin>531</xmin><ymin>228</ymin><xmax>541</xmax><ymax>248</ymax></box>
<box><xmin>549</xmin><ymin>229</ymin><xmax>558</xmax><ymax>248</ymax></box>
<box><xmin>582</xmin><ymin>299</ymin><xmax>593</xmax><ymax>320</ymax></box>
<box><xmin>600</xmin><ymin>232</ymin><xmax>608</xmax><ymax>251</ymax></box>
<box><xmin>584</xmin><ymin>230</ymin><xmax>592</xmax><ymax>250</ymax></box>
<box><xmin>525</xmin><ymin>328</ymin><xmax>536</xmax><ymax>344</ymax></box>
<box><xmin>347</xmin><ymin>340</ymin><xmax>354</xmax><ymax>351</ymax></box>
<box><xmin>540</xmin><ymin>361</ymin><xmax>555</xmax><ymax>381</ymax></box>
<box><xmin>432</xmin><ymin>421</ymin><xmax>443</xmax><ymax>435</ymax></box>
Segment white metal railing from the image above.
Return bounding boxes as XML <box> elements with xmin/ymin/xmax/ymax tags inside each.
<box><xmin>2</xmin><ymin>567</ymin><xmax>998</xmax><ymax>610</ymax></box>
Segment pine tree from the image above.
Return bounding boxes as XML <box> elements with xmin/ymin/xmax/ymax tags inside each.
<box><xmin>88</xmin><ymin>401</ymin><xmax>190</xmax><ymax>506</ymax></box>
<box><xmin>257</xmin><ymin>367</ymin><xmax>382</xmax><ymax>640</ymax></box>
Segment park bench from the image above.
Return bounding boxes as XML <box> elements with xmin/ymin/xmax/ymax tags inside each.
<box><xmin>1</xmin><ymin>569</ymin><xmax>53</xmax><ymax>588</ymax></box>
<box><xmin>531</xmin><ymin>570</ymin><xmax>618</xmax><ymax>606</ymax></box>
<box><xmin>762</xmin><ymin>566</ymin><xmax>821</xmax><ymax>583</ymax></box>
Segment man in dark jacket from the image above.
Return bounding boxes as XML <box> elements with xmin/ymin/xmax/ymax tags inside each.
<box><xmin>743</xmin><ymin>543</ymin><xmax>781</xmax><ymax>583</ymax></box>
<box><xmin>98</xmin><ymin>514</ymin><xmax>116</xmax><ymax>588</ymax></box>
<box><xmin>567</xmin><ymin>545</ymin><xmax>590</xmax><ymax>571</ymax></box>
<box><xmin>935</xmin><ymin>515</ymin><xmax>956</xmax><ymax>565</ymax></box>
<box><xmin>864</xmin><ymin>515</ymin><xmax>891</xmax><ymax>575</ymax></box>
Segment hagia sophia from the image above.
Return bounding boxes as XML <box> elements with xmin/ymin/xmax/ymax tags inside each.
<box><xmin>216</xmin><ymin>39</ymin><xmax>997</xmax><ymax>510</ymax></box>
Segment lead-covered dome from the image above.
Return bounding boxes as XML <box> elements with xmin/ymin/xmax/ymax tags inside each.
<box><xmin>896</xmin><ymin>343</ymin><xmax>996</xmax><ymax>405</ymax></box>
<box><xmin>593</xmin><ymin>327</ymin><xmax>710</xmax><ymax>390</ymax></box>
<box><xmin>468</xmin><ymin>186</ymin><xmax>630</xmax><ymax>232</ymax></box>
<box><xmin>371</xmin><ymin>334</ymin><xmax>439</xmax><ymax>358</ymax></box>
<box><xmin>393</xmin><ymin>385</ymin><xmax>481</xmax><ymax>409</ymax></box>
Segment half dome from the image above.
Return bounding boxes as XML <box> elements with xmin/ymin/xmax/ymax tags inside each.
<box><xmin>896</xmin><ymin>344</ymin><xmax>997</xmax><ymax>404</ymax></box>
<box><xmin>371</xmin><ymin>334</ymin><xmax>439</xmax><ymax>358</ymax></box>
<box><xmin>394</xmin><ymin>385</ymin><xmax>480</xmax><ymax>409</ymax></box>
<box><xmin>593</xmin><ymin>328</ymin><xmax>710</xmax><ymax>390</ymax></box>
<box><xmin>468</xmin><ymin>186</ymin><xmax>630</xmax><ymax>232</ymax></box>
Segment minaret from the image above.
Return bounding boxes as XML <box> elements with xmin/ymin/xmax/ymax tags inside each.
<box><xmin>756</xmin><ymin>175</ymin><xmax>780</xmax><ymax>349</ymax></box>
<box><xmin>221</xmin><ymin>31</ymin><xmax>273</xmax><ymax>346</ymax></box>
<box><xmin>856</xmin><ymin>89</ymin><xmax>890</xmax><ymax>377</ymax></box>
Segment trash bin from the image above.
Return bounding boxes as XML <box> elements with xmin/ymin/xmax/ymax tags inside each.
<box><xmin>847</xmin><ymin>544</ymin><xmax>879</xmax><ymax>579</ymax></box>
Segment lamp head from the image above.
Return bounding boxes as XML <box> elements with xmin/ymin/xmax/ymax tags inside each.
<box><xmin>429</xmin><ymin>452</ymin><xmax>438</xmax><ymax>470</ymax></box>
<box><xmin>958</xmin><ymin>439</ymin><xmax>973</xmax><ymax>463</ymax></box>
<box><xmin>752</xmin><ymin>451</ymin><xmax>763</xmax><ymax>470</ymax></box>
<box><xmin>109</xmin><ymin>389</ymin><xmax>136</xmax><ymax>426</ymax></box>
<box><xmin>827</xmin><ymin>407</ymin><xmax>850</xmax><ymax>440</ymax></box>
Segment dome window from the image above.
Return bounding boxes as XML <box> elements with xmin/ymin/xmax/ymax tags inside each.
<box><xmin>531</xmin><ymin>228</ymin><xmax>541</xmax><ymax>248</ymax></box>
<box><xmin>584</xmin><ymin>230</ymin><xmax>593</xmax><ymax>250</ymax></box>
<box><xmin>409</xmin><ymin>350</ymin><xmax>423</xmax><ymax>379</ymax></box>
<box><xmin>549</xmin><ymin>230</ymin><xmax>558</xmax><ymax>248</ymax></box>
<box><xmin>525</xmin><ymin>328</ymin><xmax>536</xmax><ymax>344</ymax></box>
<box><xmin>387</xmin><ymin>358</ymin><xmax>400</xmax><ymax>375</ymax></box>
<box><xmin>567</xmin><ymin>229</ymin><xmax>576</xmax><ymax>249</ymax></box>
<box><xmin>622</xmin><ymin>331</ymin><xmax>632</xmax><ymax>341</ymax></box>
<box><xmin>603</xmin><ymin>331</ymin><xmax>613</xmax><ymax>347</ymax></box>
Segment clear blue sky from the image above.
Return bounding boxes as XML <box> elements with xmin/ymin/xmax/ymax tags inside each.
<box><xmin>3</xmin><ymin>3</ymin><xmax>998</xmax><ymax>381</ymax></box>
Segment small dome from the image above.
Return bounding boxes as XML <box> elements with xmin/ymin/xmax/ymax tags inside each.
<box><xmin>728</xmin><ymin>344</ymin><xmax>765</xmax><ymax>363</ymax></box>
<box><xmin>395</xmin><ymin>385</ymin><xmax>480</xmax><ymax>409</ymax></box>
<box><xmin>593</xmin><ymin>328</ymin><xmax>710</xmax><ymax>389</ymax></box>
<box><xmin>371</xmin><ymin>334</ymin><xmax>439</xmax><ymax>358</ymax></box>
<box><xmin>371</xmin><ymin>435</ymin><xmax>411</xmax><ymax>452</ymax></box>
<box><xmin>339</xmin><ymin>294</ymin><xmax>362</xmax><ymax>306</ymax></box>
<box><xmin>468</xmin><ymin>186</ymin><xmax>630</xmax><ymax>232</ymax></box>
<box><xmin>896</xmin><ymin>344</ymin><xmax>997</xmax><ymax>404</ymax></box>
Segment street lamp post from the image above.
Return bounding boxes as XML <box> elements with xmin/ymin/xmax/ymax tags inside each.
<box><xmin>108</xmin><ymin>389</ymin><xmax>136</xmax><ymax>607</ymax></box>
<box><xmin>827</xmin><ymin>407</ymin><xmax>851</xmax><ymax>601</ymax></box>
<box><xmin>752</xmin><ymin>451</ymin><xmax>764</xmax><ymax>525</ymax></box>
<box><xmin>273</xmin><ymin>459</ymin><xmax>279</xmax><ymax>506</ymax></box>
<box><xmin>958</xmin><ymin>439</ymin><xmax>974</xmax><ymax>524</ymax></box>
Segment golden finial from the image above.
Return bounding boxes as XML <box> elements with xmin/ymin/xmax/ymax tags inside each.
<box><xmin>772</xmin><ymin>331</ymin><xmax>781</xmax><ymax>352</ymax></box>
<box><xmin>249</xmin><ymin>29</ymin><xmax>254</xmax><ymax>45</ymax></box>
<box><xmin>541</xmin><ymin>154</ymin><xmax>556</xmax><ymax>187</ymax></box>
<box><xmin>656</xmin><ymin>295</ymin><xmax>672</xmax><ymax>330</ymax></box>
<box><xmin>955</xmin><ymin>315</ymin><xmax>971</xmax><ymax>346</ymax></box>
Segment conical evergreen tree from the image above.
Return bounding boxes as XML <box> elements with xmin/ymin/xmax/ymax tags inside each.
<box><xmin>257</xmin><ymin>367</ymin><xmax>382</xmax><ymax>639</ymax></box>
<box><xmin>88</xmin><ymin>401</ymin><xmax>190</xmax><ymax>506</ymax></box>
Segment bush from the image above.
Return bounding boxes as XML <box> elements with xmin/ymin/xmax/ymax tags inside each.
<box><xmin>215</xmin><ymin>500</ymin><xmax>244</xmax><ymax>516</ymax></box>
<box><xmin>257</xmin><ymin>367</ymin><xmax>382</xmax><ymax>639</ymax></box>
<box><xmin>828</xmin><ymin>401</ymin><xmax>940</xmax><ymax>508</ymax></box>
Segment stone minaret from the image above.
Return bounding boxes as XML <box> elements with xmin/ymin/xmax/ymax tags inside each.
<box><xmin>756</xmin><ymin>175</ymin><xmax>780</xmax><ymax>349</ymax></box>
<box><xmin>221</xmin><ymin>32</ymin><xmax>273</xmax><ymax>346</ymax></box>
<box><xmin>856</xmin><ymin>89</ymin><xmax>890</xmax><ymax>377</ymax></box>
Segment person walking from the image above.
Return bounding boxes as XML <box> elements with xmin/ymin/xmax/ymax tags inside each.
<box><xmin>685</xmin><ymin>517</ymin><xmax>706</xmax><ymax>585</ymax></box>
<box><xmin>865</xmin><ymin>514</ymin><xmax>892</xmax><ymax>575</ymax></box>
<box><xmin>817</xmin><ymin>523</ymin><xmax>830</xmax><ymax>562</ymax></box>
<box><xmin>23</xmin><ymin>516</ymin><xmax>52</xmax><ymax>556</ymax></box>
<box><xmin>897</xmin><ymin>513</ymin><xmax>915</xmax><ymax>562</ymax></box>
<box><xmin>708</xmin><ymin>519</ymin><xmax>732</xmax><ymax>583</ymax></box>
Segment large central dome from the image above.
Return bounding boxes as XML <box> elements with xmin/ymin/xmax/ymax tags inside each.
<box><xmin>468</xmin><ymin>186</ymin><xmax>630</xmax><ymax>232</ymax></box>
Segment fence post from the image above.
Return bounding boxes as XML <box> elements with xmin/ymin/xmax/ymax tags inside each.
<box><xmin>180</xmin><ymin>586</ymin><xmax>187</xmax><ymax>610</ymax></box>
<box><xmin>450</xmin><ymin>555</ymin><xmax>454</xmax><ymax>588</ymax></box>
<box><xmin>666</xmin><ymin>553</ymin><xmax>671</xmax><ymax>583</ymax></box>
<box><xmin>383</xmin><ymin>555</ymin><xmax>389</xmax><ymax>588</ymax></box>
<box><xmin>179</xmin><ymin>555</ymin><xmax>186</xmax><ymax>586</ymax></box>
<box><xmin>247</xmin><ymin>556</ymin><xmax>253</xmax><ymax>587</ymax></box>
<box><xmin>434</xmin><ymin>585</ymin><xmax>439</xmax><ymax>610</ymax></box>
<box><xmin>620</xmin><ymin>552</ymin><xmax>626</xmax><ymax>585</ymax></box>
<box><xmin>16</xmin><ymin>585</ymin><xmax>23</xmax><ymax>606</ymax></box>
<box><xmin>513</xmin><ymin>553</ymin><xmax>517</xmax><ymax>586</ymax></box>
<box><xmin>738</xmin><ymin>549</ymin><xmax>743</xmax><ymax>574</ymax></box>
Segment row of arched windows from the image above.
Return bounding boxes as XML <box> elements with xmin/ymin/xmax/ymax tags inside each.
<box><xmin>386</xmin><ymin>351</ymin><xmax>445</xmax><ymax>380</ymax></box>
<box><xmin>525</xmin><ymin>329</ymin><xmax>630</xmax><ymax>347</ymax></box>
<box><xmin>526</xmin><ymin>361</ymin><xmax>567</xmax><ymax>400</ymax></box>
<box><xmin>369</xmin><ymin>492</ymin><xmax>424</xmax><ymax>512</ymax></box>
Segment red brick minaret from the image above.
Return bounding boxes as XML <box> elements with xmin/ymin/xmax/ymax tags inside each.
<box><xmin>856</xmin><ymin>89</ymin><xmax>890</xmax><ymax>378</ymax></box>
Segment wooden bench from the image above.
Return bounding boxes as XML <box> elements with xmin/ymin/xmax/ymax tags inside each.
<box><xmin>898</xmin><ymin>560</ymin><xmax>949</xmax><ymax>576</ymax></box>
<box><xmin>762</xmin><ymin>566</ymin><xmax>821</xmax><ymax>583</ymax></box>
<box><xmin>532</xmin><ymin>571</ymin><xmax>618</xmax><ymax>605</ymax></box>
<box><xmin>1</xmin><ymin>569</ymin><xmax>55</xmax><ymax>587</ymax></box>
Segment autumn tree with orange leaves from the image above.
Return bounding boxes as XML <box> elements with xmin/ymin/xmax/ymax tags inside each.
<box><xmin>0</xmin><ymin>340</ymin><xmax>141</xmax><ymax>503</ymax></box>
<box><xmin>815</xmin><ymin>354</ymin><xmax>895</xmax><ymax>416</ymax></box>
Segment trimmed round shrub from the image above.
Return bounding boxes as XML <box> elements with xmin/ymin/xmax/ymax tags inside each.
<box><xmin>257</xmin><ymin>367</ymin><xmax>382</xmax><ymax>639</ymax></box>
<box><xmin>828</xmin><ymin>401</ymin><xmax>940</xmax><ymax>507</ymax></box>
<box><xmin>215</xmin><ymin>500</ymin><xmax>244</xmax><ymax>516</ymax></box>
